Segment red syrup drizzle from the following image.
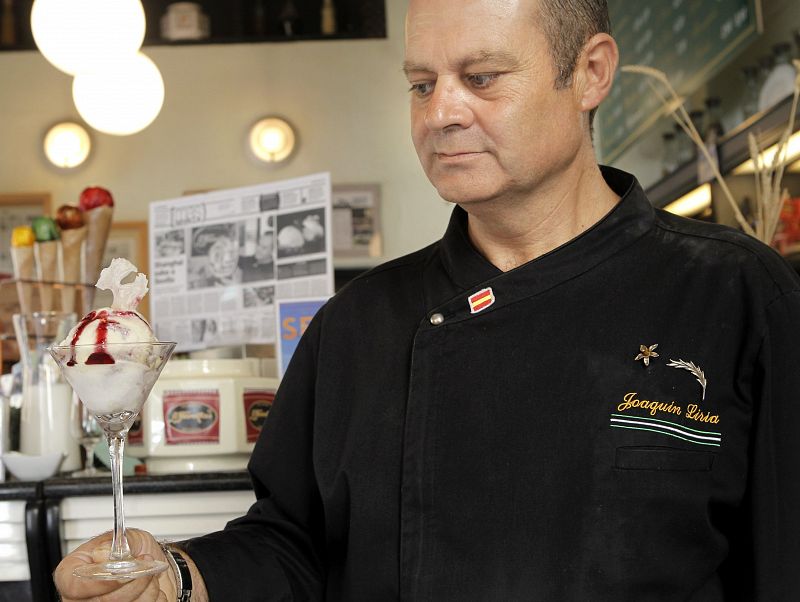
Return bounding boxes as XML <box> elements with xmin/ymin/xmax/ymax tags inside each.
<box><xmin>67</xmin><ymin>310</ymin><xmax>120</xmax><ymax>366</ymax></box>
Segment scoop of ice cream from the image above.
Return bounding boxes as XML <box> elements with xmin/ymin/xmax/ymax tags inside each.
<box><xmin>11</xmin><ymin>226</ymin><xmax>34</xmax><ymax>247</ymax></box>
<box><xmin>64</xmin><ymin>360</ymin><xmax>158</xmax><ymax>415</ymax></box>
<box><xmin>32</xmin><ymin>217</ymin><xmax>60</xmax><ymax>242</ymax></box>
<box><xmin>79</xmin><ymin>186</ymin><xmax>114</xmax><ymax>210</ymax></box>
<box><xmin>56</xmin><ymin>205</ymin><xmax>85</xmax><ymax>230</ymax></box>
<box><xmin>60</xmin><ymin>258</ymin><xmax>157</xmax><ymax>364</ymax></box>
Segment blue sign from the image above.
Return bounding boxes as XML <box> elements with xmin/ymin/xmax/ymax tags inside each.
<box><xmin>276</xmin><ymin>299</ymin><xmax>327</xmax><ymax>377</ymax></box>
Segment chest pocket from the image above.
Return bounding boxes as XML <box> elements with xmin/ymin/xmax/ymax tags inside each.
<box><xmin>615</xmin><ymin>446</ymin><xmax>715</xmax><ymax>472</ymax></box>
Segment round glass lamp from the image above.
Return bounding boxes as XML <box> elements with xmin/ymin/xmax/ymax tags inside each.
<box><xmin>73</xmin><ymin>52</ymin><xmax>165</xmax><ymax>136</ymax></box>
<box><xmin>31</xmin><ymin>0</ymin><xmax>146</xmax><ymax>76</ymax></box>
<box><xmin>43</xmin><ymin>122</ymin><xmax>91</xmax><ymax>169</ymax></box>
<box><xmin>249</xmin><ymin>117</ymin><xmax>296</xmax><ymax>163</ymax></box>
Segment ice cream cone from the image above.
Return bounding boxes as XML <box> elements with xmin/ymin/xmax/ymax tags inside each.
<box><xmin>10</xmin><ymin>245</ymin><xmax>34</xmax><ymax>314</ymax></box>
<box><xmin>82</xmin><ymin>205</ymin><xmax>113</xmax><ymax>310</ymax></box>
<box><xmin>34</xmin><ymin>240</ymin><xmax>59</xmax><ymax>311</ymax></box>
<box><xmin>58</xmin><ymin>226</ymin><xmax>87</xmax><ymax>313</ymax></box>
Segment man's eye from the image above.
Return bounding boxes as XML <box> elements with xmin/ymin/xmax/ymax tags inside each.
<box><xmin>408</xmin><ymin>82</ymin><xmax>435</xmax><ymax>98</ymax></box>
<box><xmin>467</xmin><ymin>73</ymin><xmax>500</xmax><ymax>89</ymax></box>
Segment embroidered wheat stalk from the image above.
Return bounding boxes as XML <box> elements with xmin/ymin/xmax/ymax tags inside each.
<box><xmin>667</xmin><ymin>359</ymin><xmax>707</xmax><ymax>401</ymax></box>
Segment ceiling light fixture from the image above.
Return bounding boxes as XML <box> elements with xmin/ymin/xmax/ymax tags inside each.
<box><xmin>31</xmin><ymin>0</ymin><xmax>146</xmax><ymax>75</ymax></box>
<box><xmin>72</xmin><ymin>52</ymin><xmax>165</xmax><ymax>136</ymax></box>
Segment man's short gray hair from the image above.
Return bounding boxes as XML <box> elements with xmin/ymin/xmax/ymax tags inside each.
<box><xmin>537</xmin><ymin>0</ymin><xmax>612</xmax><ymax>89</ymax></box>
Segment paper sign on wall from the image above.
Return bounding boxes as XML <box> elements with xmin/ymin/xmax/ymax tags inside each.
<box><xmin>276</xmin><ymin>298</ymin><xmax>327</xmax><ymax>378</ymax></box>
<box><xmin>148</xmin><ymin>173</ymin><xmax>334</xmax><ymax>352</ymax></box>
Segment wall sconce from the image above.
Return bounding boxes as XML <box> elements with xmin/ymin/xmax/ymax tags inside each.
<box><xmin>248</xmin><ymin>117</ymin><xmax>296</xmax><ymax>163</ymax></box>
<box><xmin>43</xmin><ymin>122</ymin><xmax>91</xmax><ymax>169</ymax></box>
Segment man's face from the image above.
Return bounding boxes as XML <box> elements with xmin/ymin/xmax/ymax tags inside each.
<box><xmin>404</xmin><ymin>0</ymin><xmax>586</xmax><ymax>207</ymax></box>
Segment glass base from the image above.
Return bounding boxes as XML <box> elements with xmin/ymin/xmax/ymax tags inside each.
<box><xmin>70</xmin><ymin>467</ymin><xmax>106</xmax><ymax>478</ymax></box>
<box><xmin>73</xmin><ymin>558</ymin><xmax>168</xmax><ymax>580</ymax></box>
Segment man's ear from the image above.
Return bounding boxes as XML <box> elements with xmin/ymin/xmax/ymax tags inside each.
<box><xmin>573</xmin><ymin>33</ymin><xmax>619</xmax><ymax>112</ymax></box>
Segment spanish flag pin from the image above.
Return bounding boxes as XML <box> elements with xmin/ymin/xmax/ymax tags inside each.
<box><xmin>468</xmin><ymin>287</ymin><xmax>495</xmax><ymax>314</ymax></box>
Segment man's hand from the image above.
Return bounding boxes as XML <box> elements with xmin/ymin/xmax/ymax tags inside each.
<box><xmin>54</xmin><ymin>529</ymin><xmax>177</xmax><ymax>602</ymax></box>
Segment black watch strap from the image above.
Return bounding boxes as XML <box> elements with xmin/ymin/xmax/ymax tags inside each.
<box><xmin>162</xmin><ymin>544</ymin><xmax>193</xmax><ymax>602</ymax></box>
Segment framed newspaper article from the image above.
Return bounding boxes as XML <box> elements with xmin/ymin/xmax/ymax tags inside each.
<box><xmin>332</xmin><ymin>184</ymin><xmax>382</xmax><ymax>258</ymax></box>
<box><xmin>0</xmin><ymin>193</ymin><xmax>52</xmax><ymax>276</ymax></box>
<box><xmin>99</xmin><ymin>221</ymin><xmax>150</xmax><ymax>318</ymax></box>
<box><xmin>148</xmin><ymin>173</ymin><xmax>334</xmax><ymax>352</ymax></box>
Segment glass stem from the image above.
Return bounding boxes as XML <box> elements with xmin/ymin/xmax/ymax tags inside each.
<box><xmin>82</xmin><ymin>442</ymin><xmax>96</xmax><ymax>471</ymax></box>
<box><xmin>108</xmin><ymin>434</ymin><xmax>130</xmax><ymax>561</ymax></box>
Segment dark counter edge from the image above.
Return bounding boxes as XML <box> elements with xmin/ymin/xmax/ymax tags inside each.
<box><xmin>0</xmin><ymin>482</ymin><xmax>39</xmax><ymax>500</ymax></box>
<box><xmin>0</xmin><ymin>471</ymin><xmax>253</xmax><ymax>501</ymax></box>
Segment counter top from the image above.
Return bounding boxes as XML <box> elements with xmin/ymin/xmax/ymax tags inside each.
<box><xmin>0</xmin><ymin>470</ymin><xmax>252</xmax><ymax>501</ymax></box>
<box><xmin>0</xmin><ymin>481</ymin><xmax>39</xmax><ymax>501</ymax></box>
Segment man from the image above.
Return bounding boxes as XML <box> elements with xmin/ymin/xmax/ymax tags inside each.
<box><xmin>57</xmin><ymin>0</ymin><xmax>800</xmax><ymax>600</ymax></box>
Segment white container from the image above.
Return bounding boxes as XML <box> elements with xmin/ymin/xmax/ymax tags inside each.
<box><xmin>138</xmin><ymin>359</ymin><xmax>278</xmax><ymax>474</ymax></box>
<box><xmin>13</xmin><ymin>312</ymin><xmax>80</xmax><ymax>473</ymax></box>
<box><xmin>160</xmin><ymin>2</ymin><xmax>210</xmax><ymax>41</ymax></box>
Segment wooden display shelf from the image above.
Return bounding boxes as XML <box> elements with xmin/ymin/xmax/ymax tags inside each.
<box><xmin>646</xmin><ymin>93</ymin><xmax>800</xmax><ymax>208</ymax></box>
<box><xmin>0</xmin><ymin>0</ymin><xmax>386</xmax><ymax>53</ymax></box>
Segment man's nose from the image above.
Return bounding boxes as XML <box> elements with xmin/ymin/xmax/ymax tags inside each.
<box><xmin>424</xmin><ymin>80</ymin><xmax>474</xmax><ymax>131</ymax></box>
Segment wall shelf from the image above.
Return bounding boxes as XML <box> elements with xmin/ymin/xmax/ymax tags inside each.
<box><xmin>645</xmin><ymin>94</ymin><xmax>800</xmax><ymax>208</ymax></box>
<box><xmin>0</xmin><ymin>0</ymin><xmax>386</xmax><ymax>53</ymax></box>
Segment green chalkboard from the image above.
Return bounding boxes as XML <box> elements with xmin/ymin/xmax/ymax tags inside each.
<box><xmin>599</xmin><ymin>0</ymin><xmax>761</xmax><ymax>162</ymax></box>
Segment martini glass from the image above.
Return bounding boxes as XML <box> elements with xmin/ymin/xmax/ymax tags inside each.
<box><xmin>49</xmin><ymin>341</ymin><xmax>176</xmax><ymax>580</ymax></box>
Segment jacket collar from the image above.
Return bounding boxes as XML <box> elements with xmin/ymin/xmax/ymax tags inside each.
<box><xmin>427</xmin><ymin>166</ymin><xmax>655</xmax><ymax>324</ymax></box>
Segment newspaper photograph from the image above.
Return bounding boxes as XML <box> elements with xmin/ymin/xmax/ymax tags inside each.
<box><xmin>149</xmin><ymin>173</ymin><xmax>333</xmax><ymax>352</ymax></box>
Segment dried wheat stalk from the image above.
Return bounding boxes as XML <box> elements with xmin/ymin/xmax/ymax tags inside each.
<box><xmin>751</xmin><ymin>59</ymin><xmax>800</xmax><ymax>244</ymax></box>
<box><xmin>622</xmin><ymin>62</ymin><xmax>800</xmax><ymax>244</ymax></box>
<box><xmin>621</xmin><ymin>65</ymin><xmax>755</xmax><ymax>237</ymax></box>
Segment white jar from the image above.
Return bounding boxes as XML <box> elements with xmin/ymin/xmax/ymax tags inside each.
<box><xmin>160</xmin><ymin>2</ymin><xmax>210</xmax><ymax>41</ymax></box>
<box><xmin>135</xmin><ymin>359</ymin><xmax>278</xmax><ymax>474</ymax></box>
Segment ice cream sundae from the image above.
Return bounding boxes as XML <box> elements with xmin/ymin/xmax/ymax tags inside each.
<box><xmin>55</xmin><ymin>258</ymin><xmax>165</xmax><ymax>417</ymax></box>
<box><xmin>49</xmin><ymin>259</ymin><xmax>176</xmax><ymax>580</ymax></box>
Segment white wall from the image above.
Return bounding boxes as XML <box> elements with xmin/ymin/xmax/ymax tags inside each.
<box><xmin>0</xmin><ymin>0</ymin><xmax>451</xmax><ymax>264</ymax></box>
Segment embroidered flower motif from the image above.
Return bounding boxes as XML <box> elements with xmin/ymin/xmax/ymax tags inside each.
<box><xmin>635</xmin><ymin>344</ymin><xmax>659</xmax><ymax>367</ymax></box>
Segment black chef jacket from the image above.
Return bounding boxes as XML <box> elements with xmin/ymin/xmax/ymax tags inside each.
<box><xmin>183</xmin><ymin>167</ymin><xmax>800</xmax><ymax>601</ymax></box>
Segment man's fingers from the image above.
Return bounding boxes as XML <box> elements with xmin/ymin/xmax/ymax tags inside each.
<box><xmin>54</xmin><ymin>531</ymin><xmax>167</xmax><ymax>602</ymax></box>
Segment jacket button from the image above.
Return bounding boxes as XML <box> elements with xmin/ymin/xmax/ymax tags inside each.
<box><xmin>430</xmin><ymin>313</ymin><xmax>444</xmax><ymax>326</ymax></box>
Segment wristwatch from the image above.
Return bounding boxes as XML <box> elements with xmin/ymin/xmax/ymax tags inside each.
<box><xmin>161</xmin><ymin>543</ymin><xmax>193</xmax><ymax>602</ymax></box>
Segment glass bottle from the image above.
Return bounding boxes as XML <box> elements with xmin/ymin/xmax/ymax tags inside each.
<box><xmin>674</xmin><ymin>121</ymin><xmax>690</xmax><ymax>166</ymax></box>
<box><xmin>661</xmin><ymin>131</ymin><xmax>677</xmax><ymax>177</ymax></box>
<box><xmin>252</xmin><ymin>0</ymin><xmax>266</xmax><ymax>37</ymax></box>
<box><xmin>794</xmin><ymin>29</ymin><xmax>800</xmax><ymax>59</ymax></box>
<box><xmin>688</xmin><ymin>109</ymin><xmax>705</xmax><ymax>158</ymax></box>
<box><xmin>741</xmin><ymin>65</ymin><xmax>760</xmax><ymax>119</ymax></box>
<box><xmin>280</xmin><ymin>0</ymin><xmax>299</xmax><ymax>37</ymax></box>
<box><xmin>321</xmin><ymin>0</ymin><xmax>337</xmax><ymax>35</ymax></box>
<box><xmin>703</xmin><ymin>97</ymin><xmax>724</xmax><ymax>142</ymax></box>
<box><xmin>0</xmin><ymin>0</ymin><xmax>15</xmax><ymax>48</ymax></box>
<box><xmin>757</xmin><ymin>54</ymin><xmax>775</xmax><ymax>87</ymax></box>
<box><xmin>699</xmin><ymin>97</ymin><xmax>723</xmax><ymax>182</ymax></box>
<box><xmin>757</xmin><ymin>46</ymin><xmax>795</xmax><ymax>111</ymax></box>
